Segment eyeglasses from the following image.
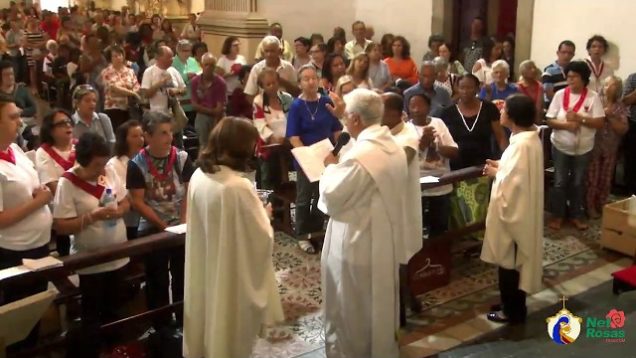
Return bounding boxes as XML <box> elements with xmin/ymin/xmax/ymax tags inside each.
<box><xmin>53</xmin><ymin>119</ymin><xmax>74</xmax><ymax>127</ymax></box>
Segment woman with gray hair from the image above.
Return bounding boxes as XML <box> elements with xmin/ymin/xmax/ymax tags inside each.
<box><xmin>172</xmin><ymin>39</ymin><xmax>202</xmax><ymax>125</ymax></box>
<box><xmin>433</xmin><ymin>56</ymin><xmax>459</xmax><ymax>98</ymax></box>
<box><xmin>286</xmin><ymin>64</ymin><xmax>343</xmax><ymax>253</ymax></box>
<box><xmin>479</xmin><ymin>59</ymin><xmax>518</xmax><ymax>110</ymax></box>
<box><xmin>71</xmin><ymin>84</ymin><xmax>116</xmax><ymax>149</ymax></box>
<box><xmin>517</xmin><ymin>60</ymin><xmax>544</xmax><ymax>123</ymax></box>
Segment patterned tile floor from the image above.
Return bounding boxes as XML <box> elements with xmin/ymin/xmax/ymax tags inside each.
<box><xmin>251</xmin><ymin>217</ymin><xmax>627</xmax><ymax>357</ymax></box>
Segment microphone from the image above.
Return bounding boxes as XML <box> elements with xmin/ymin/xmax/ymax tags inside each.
<box><xmin>332</xmin><ymin>132</ymin><xmax>351</xmax><ymax>156</ymax></box>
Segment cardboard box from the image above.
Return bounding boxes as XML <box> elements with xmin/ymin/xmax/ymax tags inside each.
<box><xmin>600</xmin><ymin>198</ymin><xmax>636</xmax><ymax>257</ymax></box>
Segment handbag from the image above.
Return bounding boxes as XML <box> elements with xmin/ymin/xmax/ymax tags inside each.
<box><xmin>168</xmin><ymin>94</ymin><xmax>188</xmax><ymax>133</ymax></box>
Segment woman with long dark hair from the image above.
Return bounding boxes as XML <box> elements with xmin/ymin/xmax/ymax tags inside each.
<box><xmin>107</xmin><ymin>119</ymin><xmax>144</xmax><ymax>239</ymax></box>
<box><xmin>321</xmin><ymin>53</ymin><xmax>347</xmax><ymax>92</ymax></box>
<box><xmin>217</xmin><ymin>36</ymin><xmax>247</xmax><ymax>99</ymax></box>
<box><xmin>384</xmin><ymin>35</ymin><xmax>418</xmax><ymax>85</ymax></box>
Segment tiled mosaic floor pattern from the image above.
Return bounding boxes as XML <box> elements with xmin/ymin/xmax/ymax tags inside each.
<box><xmin>251</xmin><ymin>219</ymin><xmax>627</xmax><ymax>357</ymax></box>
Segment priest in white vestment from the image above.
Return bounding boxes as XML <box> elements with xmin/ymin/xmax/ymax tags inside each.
<box><xmin>481</xmin><ymin>94</ymin><xmax>544</xmax><ymax>324</ymax></box>
<box><xmin>183</xmin><ymin>117</ymin><xmax>283</xmax><ymax>358</ymax></box>
<box><xmin>319</xmin><ymin>88</ymin><xmax>422</xmax><ymax>358</ymax></box>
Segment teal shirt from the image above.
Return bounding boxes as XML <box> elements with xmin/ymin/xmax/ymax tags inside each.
<box><xmin>171</xmin><ymin>56</ymin><xmax>202</xmax><ymax>112</ymax></box>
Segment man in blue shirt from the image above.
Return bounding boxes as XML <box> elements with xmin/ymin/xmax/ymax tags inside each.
<box><xmin>403</xmin><ymin>62</ymin><xmax>453</xmax><ymax>117</ymax></box>
<box><xmin>541</xmin><ymin>40</ymin><xmax>575</xmax><ymax>108</ymax></box>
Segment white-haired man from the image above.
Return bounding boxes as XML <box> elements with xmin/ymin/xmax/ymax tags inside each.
<box><xmin>244</xmin><ymin>35</ymin><xmax>298</xmax><ymax>101</ymax></box>
<box><xmin>254</xmin><ymin>22</ymin><xmax>293</xmax><ymax>62</ymax></box>
<box><xmin>319</xmin><ymin>88</ymin><xmax>422</xmax><ymax>358</ymax></box>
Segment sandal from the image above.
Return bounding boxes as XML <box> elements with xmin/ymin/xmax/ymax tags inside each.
<box><xmin>298</xmin><ymin>239</ymin><xmax>316</xmax><ymax>254</ymax></box>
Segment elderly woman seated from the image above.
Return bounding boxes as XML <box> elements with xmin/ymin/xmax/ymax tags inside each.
<box><xmin>433</xmin><ymin>56</ymin><xmax>460</xmax><ymax>98</ymax></box>
<box><xmin>478</xmin><ymin>59</ymin><xmax>518</xmax><ymax>110</ymax></box>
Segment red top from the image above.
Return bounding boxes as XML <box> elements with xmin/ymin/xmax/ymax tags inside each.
<box><xmin>40</xmin><ymin>18</ymin><xmax>60</xmax><ymax>40</ymax></box>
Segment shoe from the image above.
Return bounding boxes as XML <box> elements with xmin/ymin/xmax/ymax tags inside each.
<box><xmin>487</xmin><ymin>310</ymin><xmax>509</xmax><ymax>323</ymax></box>
<box><xmin>490</xmin><ymin>303</ymin><xmax>502</xmax><ymax>311</ymax></box>
<box><xmin>548</xmin><ymin>218</ymin><xmax>563</xmax><ymax>230</ymax></box>
<box><xmin>570</xmin><ymin>219</ymin><xmax>589</xmax><ymax>231</ymax></box>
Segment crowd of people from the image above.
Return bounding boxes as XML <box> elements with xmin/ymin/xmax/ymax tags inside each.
<box><xmin>0</xmin><ymin>3</ymin><xmax>633</xmax><ymax>357</ymax></box>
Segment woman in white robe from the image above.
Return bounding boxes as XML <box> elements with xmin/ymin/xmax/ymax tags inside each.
<box><xmin>183</xmin><ymin>117</ymin><xmax>284</xmax><ymax>358</ymax></box>
<box><xmin>481</xmin><ymin>94</ymin><xmax>544</xmax><ymax>324</ymax></box>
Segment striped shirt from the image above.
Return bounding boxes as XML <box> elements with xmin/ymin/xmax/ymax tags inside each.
<box><xmin>542</xmin><ymin>61</ymin><xmax>567</xmax><ymax>108</ymax></box>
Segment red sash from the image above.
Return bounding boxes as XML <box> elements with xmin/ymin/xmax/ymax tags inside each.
<box><xmin>142</xmin><ymin>147</ymin><xmax>177</xmax><ymax>181</ymax></box>
<box><xmin>585</xmin><ymin>59</ymin><xmax>604</xmax><ymax>79</ymax></box>
<box><xmin>62</xmin><ymin>172</ymin><xmax>105</xmax><ymax>200</ymax></box>
<box><xmin>563</xmin><ymin>87</ymin><xmax>588</xmax><ymax>112</ymax></box>
<box><xmin>41</xmin><ymin>144</ymin><xmax>76</xmax><ymax>171</ymax></box>
<box><xmin>0</xmin><ymin>147</ymin><xmax>15</xmax><ymax>165</ymax></box>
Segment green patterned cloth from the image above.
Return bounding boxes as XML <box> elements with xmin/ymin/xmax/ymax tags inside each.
<box><xmin>449</xmin><ymin>176</ymin><xmax>491</xmax><ymax>234</ymax></box>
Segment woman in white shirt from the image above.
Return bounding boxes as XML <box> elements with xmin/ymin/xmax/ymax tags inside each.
<box><xmin>545</xmin><ymin>61</ymin><xmax>605</xmax><ymax>231</ymax></box>
<box><xmin>36</xmin><ymin>109</ymin><xmax>76</xmax><ymax>256</ymax></box>
<box><xmin>107</xmin><ymin>120</ymin><xmax>144</xmax><ymax>239</ymax></box>
<box><xmin>472</xmin><ymin>37</ymin><xmax>503</xmax><ymax>86</ymax></box>
<box><xmin>53</xmin><ymin>132</ymin><xmax>130</xmax><ymax>338</ymax></box>
<box><xmin>252</xmin><ymin>68</ymin><xmax>293</xmax><ymax>190</ymax></box>
<box><xmin>0</xmin><ymin>99</ymin><xmax>53</xmax><ymax>348</ymax></box>
<box><xmin>216</xmin><ymin>36</ymin><xmax>247</xmax><ymax>98</ymax></box>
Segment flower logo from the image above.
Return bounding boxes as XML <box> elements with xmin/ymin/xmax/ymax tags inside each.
<box><xmin>606</xmin><ymin>309</ymin><xmax>626</xmax><ymax>329</ymax></box>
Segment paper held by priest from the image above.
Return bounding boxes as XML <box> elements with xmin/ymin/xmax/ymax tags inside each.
<box><xmin>291</xmin><ymin>139</ymin><xmax>334</xmax><ymax>182</ymax></box>
<box><xmin>419</xmin><ymin>176</ymin><xmax>439</xmax><ymax>184</ymax></box>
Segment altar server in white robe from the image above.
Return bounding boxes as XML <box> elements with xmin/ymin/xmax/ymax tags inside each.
<box><xmin>319</xmin><ymin>88</ymin><xmax>421</xmax><ymax>358</ymax></box>
<box><xmin>382</xmin><ymin>92</ymin><xmax>424</xmax><ymax>322</ymax></box>
<box><xmin>481</xmin><ymin>94</ymin><xmax>544</xmax><ymax>325</ymax></box>
<box><xmin>183</xmin><ymin>117</ymin><xmax>284</xmax><ymax>358</ymax></box>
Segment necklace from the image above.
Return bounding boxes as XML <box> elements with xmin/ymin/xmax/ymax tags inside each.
<box><xmin>303</xmin><ymin>97</ymin><xmax>320</xmax><ymax>121</ymax></box>
<box><xmin>456</xmin><ymin>101</ymin><xmax>483</xmax><ymax>133</ymax></box>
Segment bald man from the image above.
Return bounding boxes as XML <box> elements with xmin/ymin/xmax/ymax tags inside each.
<box><xmin>141</xmin><ymin>45</ymin><xmax>186</xmax><ymax>114</ymax></box>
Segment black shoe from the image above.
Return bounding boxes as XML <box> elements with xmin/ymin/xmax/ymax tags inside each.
<box><xmin>487</xmin><ymin>311</ymin><xmax>509</xmax><ymax>323</ymax></box>
<box><xmin>490</xmin><ymin>303</ymin><xmax>502</xmax><ymax>311</ymax></box>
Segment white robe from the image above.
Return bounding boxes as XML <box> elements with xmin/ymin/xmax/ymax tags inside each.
<box><xmin>183</xmin><ymin>166</ymin><xmax>283</xmax><ymax>358</ymax></box>
<box><xmin>319</xmin><ymin>124</ymin><xmax>416</xmax><ymax>358</ymax></box>
<box><xmin>390</xmin><ymin>121</ymin><xmax>424</xmax><ymax>264</ymax></box>
<box><xmin>480</xmin><ymin>130</ymin><xmax>544</xmax><ymax>294</ymax></box>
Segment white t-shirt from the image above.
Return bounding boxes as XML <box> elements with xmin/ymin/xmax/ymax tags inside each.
<box><xmin>217</xmin><ymin>54</ymin><xmax>247</xmax><ymax>95</ymax></box>
<box><xmin>411</xmin><ymin>117</ymin><xmax>458</xmax><ymax>196</ymax></box>
<box><xmin>546</xmin><ymin>88</ymin><xmax>604</xmax><ymax>156</ymax></box>
<box><xmin>244</xmin><ymin>59</ymin><xmax>297</xmax><ymax>97</ymax></box>
<box><xmin>472</xmin><ymin>58</ymin><xmax>493</xmax><ymax>85</ymax></box>
<box><xmin>0</xmin><ymin>144</ymin><xmax>52</xmax><ymax>250</ymax></box>
<box><xmin>53</xmin><ymin>166</ymin><xmax>129</xmax><ymax>274</ymax></box>
<box><xmin>106</xmin><ymin>155</ymin><xmax>140</xmax><ymax>228</ymax></box>
<box><xmin>391</xmin><ymin>121</ymin><xmax>419</xmax><ymax>151</ymax></box>
<box><xmin>141</xmin><ymin>65</ymin><xmax>186</xmax><ymax>113</ymax></box>
<box><xmin>35</xmin><ymin>145</ymin><xmax>75</xmax><ymax>185</ymax></box>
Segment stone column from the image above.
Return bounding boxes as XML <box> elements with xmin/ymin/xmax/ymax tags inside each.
<box><xmin>197</xmin><ymin>0</ymin><xmax>269</xmax><ymax>61</ymax></box>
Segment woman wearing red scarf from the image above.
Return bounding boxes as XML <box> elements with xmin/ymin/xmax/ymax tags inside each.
<box><xmin>0</xmin><ymin>97</ymin><xmax>53</xmax><ymax>349</ymax></box>
<box><xmin>545</xmin><ymin>61</ymin><xmax>605</xmax><ymax>231</ymax></box>
<box><xmin>35</xmin><ymin>109</ymin><xmax>76</xmax><ymax>255</ymax></box>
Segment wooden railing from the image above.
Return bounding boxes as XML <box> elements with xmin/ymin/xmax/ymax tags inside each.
<box><xmin>2</xmin><ymin>164</ymin><xmax>488</xmax><ymax>358</ymax></box>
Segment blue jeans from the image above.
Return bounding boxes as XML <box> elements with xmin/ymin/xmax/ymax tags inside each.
<box><xmin>550</xmin><ymin>147</ymin><xmax>591</xmax><ymax>219</ymax></box>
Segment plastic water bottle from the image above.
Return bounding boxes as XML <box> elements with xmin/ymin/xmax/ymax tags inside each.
<box><xmin>101</xmin><ymin>188</ymin><xmax>117</xmax><ymax>227</ymax></box>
